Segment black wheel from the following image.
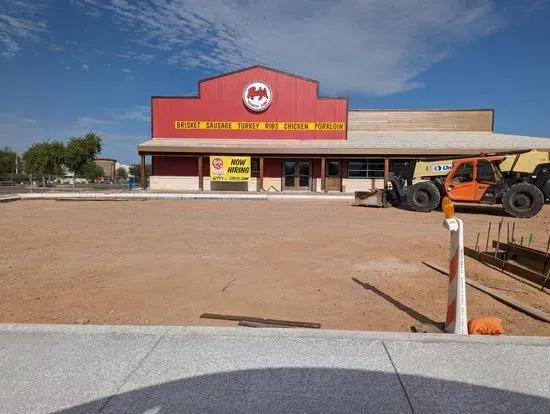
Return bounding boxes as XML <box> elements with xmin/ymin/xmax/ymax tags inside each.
<box><xmin>502</xmin><ymin>183</ymin><xmax>544</xmax><ymax>218</ymax></box>
<box><xmin>385</xmin><ymin>189</ymin><xmax>401</xmax><ymax>207</ymax></box>
<box><xmin>406</xmin><ymin>181</ymin><xmax>441</xmax><ymax>212</ymax></box>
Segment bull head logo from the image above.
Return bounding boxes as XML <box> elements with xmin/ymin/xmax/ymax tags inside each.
<box><xmin>247</xmin><ymin>86</ymin><xmax>269</xmax><ymax>101</ymax></box>
<box><xmin>243</xmin><ymin>81</ymin><xmax>272</xmax><ymax>112</ymax></box>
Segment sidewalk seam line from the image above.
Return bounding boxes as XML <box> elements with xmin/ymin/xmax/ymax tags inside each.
<box><xmin>382</xmin><ymin>341</ymin><xmax>415</xmax><ymax>414</ymax></box>
<box><xmin>96</xmin><ymin>328</ymin><xmax>170</xmax><ymax>413</ymax></box>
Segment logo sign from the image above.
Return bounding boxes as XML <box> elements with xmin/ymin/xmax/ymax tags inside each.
<box><xmin>432</xmin><ymin>163</ymin><xmax>453</xmax><ymax>173</ymax></box>
<box><xmin>211</xmin><ymin>157</ymin><xmax>226</xmax><ymax>176</ymax></box>
<box><xmin>210</xmin><ymin>156</ymin><xmax>251</xmax><ymax>182</ymax></box>
<box><xmin>243</xmin><ymin>81</ymin><xmax>272</xmax><ymax>112</ymax></box>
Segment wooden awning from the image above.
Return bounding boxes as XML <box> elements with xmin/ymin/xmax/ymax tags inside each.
<box><xmin>138</xmin><ymin>132</ymin><xmax>550</xmax><ymax>156</ymax></box>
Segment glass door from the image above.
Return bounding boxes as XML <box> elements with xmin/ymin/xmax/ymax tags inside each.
<box><xmin>283</xmin><ymin>160</ymin><xmax>311</xmax><ymax>191</ymax></box>
<box><xmin>284</xmin><ymin>160</ymin><xmax>296</xmax><ymax>189</ymax></box>
<box><xmin>297</xmin><ymin>160</ymin><xmax>311</xmax><ymax>190</ymax></box>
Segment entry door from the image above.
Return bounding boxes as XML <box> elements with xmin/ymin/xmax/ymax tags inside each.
<box><xmin>283</xmin><ymin>160</ymin><xmax>311</xmax><ymax>190</ymax></box>
<box><xmin>446</xmin><ymin>161</ymin><xmax>475</xmax><ymax>201</ymax></box>
<box><xmin>474</xmin><ymin>159</ymin><xmax>498</xmax><ymax>201</ymax></box>
<box><xmin>325</xmin><ymin>160</ymin><xmax>341</xmax><ymax>191</ymax></box>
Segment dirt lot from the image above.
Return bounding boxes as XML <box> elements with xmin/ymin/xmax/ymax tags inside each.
<box><xmin>1</xmin><ymin>199</ymin><xmax>549</xmax><ymax>336</ymax></box>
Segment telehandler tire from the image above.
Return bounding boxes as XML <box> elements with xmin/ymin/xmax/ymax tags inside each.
<box><xmin>502</xmin><ymin>183</ymin><xmax>544</xmax><ymax>218</ymax></box>
<box><xmin>407</xmin><ymin>181</ymin><xmax>441</xmax><ymax>212</ymax></box>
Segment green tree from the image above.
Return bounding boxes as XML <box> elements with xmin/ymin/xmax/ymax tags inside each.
<box><xmin>0</xmin><ymin>147</ymin><xmax>17</xmax><ymax>180</ymax></box>
<box><xmin>22</xmin><ymin>141</ymin><xmax>66</xmax><ymax>178</ymax></box>
<box><xmin>81</xmin><ymin>162</ymin><xmax>105</xmax><ymax>182</ymax></box>
<box><xmin>116</xmin><ymin>167</ymin><xmax>128</xmax><ymax>181</ymax></box>
<box><xmin>129</xmin><ymin>164</ymin><xmax>152</xmax><ymax>178</ymax></box>
<box><xmin>129</xmin><ymin>164</ymin><xmax>140</xmax><ymax>177</ymax></box>
<box><xmin>64</xmin><ymin>132</ymin><xmax>102</xmax><ymax>186</ymax></box>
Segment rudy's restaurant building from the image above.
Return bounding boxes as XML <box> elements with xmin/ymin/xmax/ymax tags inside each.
<box><xmin>137</xmin><ymin>65</ymin><xmax>550</xmax><ymax>192</ymax></box>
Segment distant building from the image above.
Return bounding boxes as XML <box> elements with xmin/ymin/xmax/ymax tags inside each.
<box><xmin>115</xmin><ymin>162</ymin><xmax>131</xmax><ymax>175</ymax></box>
<box><xmin>94</xmin><ymin>158</ymin><xmax>116</xmax><ymax>179</ymax></box>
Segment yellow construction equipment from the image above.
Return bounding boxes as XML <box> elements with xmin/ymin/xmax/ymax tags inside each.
<box><xmin>355</xmin><ymin>150</ymin><xmax>550</xmax><ymax>217</ymax></box>
<box><xmin>412</xmin><ymin>150</ymin><xmax>550</xmax><ymax>179</ymax></box>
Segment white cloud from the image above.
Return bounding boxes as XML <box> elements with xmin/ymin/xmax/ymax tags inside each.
<box><xmin>81</xmin><ymin>63</ymin><xmax>90</xmax><ymax>70</ymax></box>
<box><xmin>119</xmin><ymin>106</ymin><xmax>150</xmax><ymax>122</ymax></box>
<box><xmin>116</xmin><ymin>51</ymin><xmax>155</xmax><ymax>62</ymax></box>
<box><xmin>0</xmin><ymin>1</ymin><xmax>48</xmax><ymax>58</ymax></box>
<box><xmin>50</xmin><ymin>44</ymin><xmax>65</xmax><ymax>52</ymax></box>
<box><xmin>0</xmin><ymin>112</ymin><xmax>38</xmax><ymax>126</ymax></box>
<box><xmin>0</xmin><ymin>112</ymin><xmax>146</xmax><ymax>163</ymax></box>
<box><xmin>122</xmin><ymin>68</ymin><xmax>131</xmax><ymax>73</ymax></box>
<box><xmin>86</xmin><ymin>9</ymin><xmax>102</xmax><ymax>17</ymax></box>
<box><xmin>76</xmin><ymin>117</ymin><xmax>114</xmax><ymax>127</ymax></box>
<box><xmin>64</xmin><ymin>66</ymin><xmax>71</xmax><ymax>70</ymax></box>
<box><xmin>69</xmin><ymin>0</ymin><xmax>543</xmax><ymax>96</ymax></box>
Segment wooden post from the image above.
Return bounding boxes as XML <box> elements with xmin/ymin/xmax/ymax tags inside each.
<box><xmin>384</xmin><ymin>158</ymin><xmax>389</xmax><ymax>189</ymax></box>
<box><xmin>140</xmin><ymin>154</ymin><xmax>145</xmax><ymax>189</ymax></box>
<box><xmin>321</xmin><ymin>157</ymin><xmax>326</xmax><ymax>192</ymax></box>
<box><xmin>259</xmin><ymin>157</ymin><xmax>264</xmax><ymax>192</ymax></box>
<box><xmin>198</xmin><ymin>156</ymin><xmax>203</xmax><ymax>191</ymax></box>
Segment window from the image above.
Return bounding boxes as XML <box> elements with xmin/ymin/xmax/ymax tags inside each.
<box><xmin>392</xmin><ymin>160</ymin><xmax>412</xmax><ymax>175</ymax></box>
<box><xmin>251</xmin><ymin>158</ymin><xmax>260</xmax><ymax>173</ymax></box>
<box><xmin>451</xmin><ymin>162</ymin><xmax>474</xmax><ymax>183</ymax></box>
<box><xmin>477</xmin><ymin>160</ymin><xmax>495</xmax><ymax>182</ymax></box>
<box><xmin>326</xmin><ymin>160</ymin><xmax>340</xmax><ymax>177</ymax></box>
<box><xmin>348</xmin><ymin>159</ymin><xmax>385</xmax><ymax>178</ymax></box>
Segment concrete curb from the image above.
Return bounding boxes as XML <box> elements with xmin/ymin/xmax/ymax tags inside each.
<box><xmin>16</xmin><ymin>192</ymin><xmax>354</xmax><ymax>201</ymax></box>
<box><xmin>1</xmin><ymin>324</ymin><xmax>549</xmax><ymax>346</ymax></box>
<box><xmin>0</xmin><ymin>195</ymin><xmax>21</xmax><ymax>203</ymax></box>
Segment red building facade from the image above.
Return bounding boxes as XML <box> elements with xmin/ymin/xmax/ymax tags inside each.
<box><xmin>138</xmin><ymin>65</ymin><xmax>537</xmax><ymax>192</ymax></box>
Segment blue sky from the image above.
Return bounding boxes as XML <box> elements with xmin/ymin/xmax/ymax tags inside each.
<box><xmin>0</xmin><ymin>0</ymin><xmax>549</xmax><ymax>164</ymax></box>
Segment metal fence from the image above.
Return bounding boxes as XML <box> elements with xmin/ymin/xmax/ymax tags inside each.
<box><xmin>0</xmin><ymin>174</ymin><xmax>141</xmax><ymax>195</ymax></box>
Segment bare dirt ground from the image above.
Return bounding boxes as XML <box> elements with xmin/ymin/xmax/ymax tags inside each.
<box><xmin>1</xmin><ymin>199</ymin><xmax>549</xmax><ymax>336</ymax></box>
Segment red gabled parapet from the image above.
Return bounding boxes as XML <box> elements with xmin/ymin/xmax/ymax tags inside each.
<box><xmin>152</xmin><ymin>65</ymin><xmax>348</xmax><ymax>140</ymax></box>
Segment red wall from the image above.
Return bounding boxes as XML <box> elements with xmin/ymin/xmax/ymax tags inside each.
<box><xmin>312</xmin><ymin>159</ymin><xmax>321</xmax><ymax>179</ymax></box>
<box><xmin>341</xmin><ymin>160</ymin><xmax>348</xmax><ymax>179</ymax></box>
<box><xmin>152</xmin><ymin>67</ymin><xmax>347</xmax><ymax>140</ymax></box>
<box><xmin>264</xmin><ymin>158</ymin><xmax>281</xmax><ymax>177</ymax></box>
<box><xmin>153</xmin><ymin>156</ymin><xmax>198</xmax><ymax>176</ymax></box>
<box><xmin>154</xmin><ymin>156</ymin><xmax>286</xmax><ymax>177</ymax></box>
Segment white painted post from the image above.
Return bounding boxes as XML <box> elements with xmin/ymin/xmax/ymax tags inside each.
<box><xmin>443</xmin><ymin>216</ymin><xmax>468</xmax><ymax>334</ymax></box>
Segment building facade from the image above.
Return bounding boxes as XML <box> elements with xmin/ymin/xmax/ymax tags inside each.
<box><xmin>138</xmin><ymin>65</ymin><xmax>550</xmax><ymax>192</ymax></box>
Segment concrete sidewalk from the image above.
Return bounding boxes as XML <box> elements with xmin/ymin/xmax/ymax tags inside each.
<box><xmin>1</xmin><ymin>324</ymin><xmax>549</xmax><ymax>413</ymax></box>
<box><xmin>16</xmin><ymin>192</ymin><xmax>355</xmax><ymax>201</ymax></box>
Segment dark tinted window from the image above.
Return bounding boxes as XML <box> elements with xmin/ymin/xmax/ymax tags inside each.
<box><xmin>477</xmin><ymin>160</ymin><xmax>494</xmax><ymax>182</ymax></box>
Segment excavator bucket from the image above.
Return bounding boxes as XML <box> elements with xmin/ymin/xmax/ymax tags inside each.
<box><xmin>354</xmin><ymin>189</ymin><xmax>389</xmax><ymax>207</ymax></box>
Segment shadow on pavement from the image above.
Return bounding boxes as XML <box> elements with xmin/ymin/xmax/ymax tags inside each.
<box><xmin>389</xmin><ymin>203</ymin><xmax>511</xmax><ymax>217</ymax></box>
<box><xmin>453</xmin><ymin>204</ymin><xmax>511</xmax><ymax>217</ymax></box>
<box><xmin>352</xmin><ymin>277</ymin><xmax>442</xmax><ymax>328</ymax></box>
<box><xmin>58</xmin><ymin>367</ymin><xmax>550</xmax><ymax>413</ymax></box>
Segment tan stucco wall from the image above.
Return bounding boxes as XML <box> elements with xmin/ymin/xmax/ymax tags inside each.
<box><xmin>150</xmin><ymin>176</ymin><xmax>198</xmax><ymax>191</ymax></box>
<box><xmin>342</xmin><ymin>178</ymin><xmax>385</xmax><ymax>193</ymax></box>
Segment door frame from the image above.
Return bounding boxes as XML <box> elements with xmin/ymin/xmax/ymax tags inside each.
<box><xmin>446</xmin><ymin>160</ymin><xmax>476</xmax><ymax>201</ymax></box>
<box><xmin>474</xmin><ymin>159</ymin><xmax>499</xmax><ymax>201</ymax></box>
<box><xmin>282</xmin><ymin>159</ymin><xmax>312</xmax><ymax>191</ymax></box>
<box><xmin>325</xmin><ymin>159</ymin><xmax>342</xmax><ymax>192</ymax></box>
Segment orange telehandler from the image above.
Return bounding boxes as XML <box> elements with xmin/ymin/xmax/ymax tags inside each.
<box><xmin>385</xmin><ymin>153</ymin><xmax>549</xmax><ymax>218</ymax></box>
